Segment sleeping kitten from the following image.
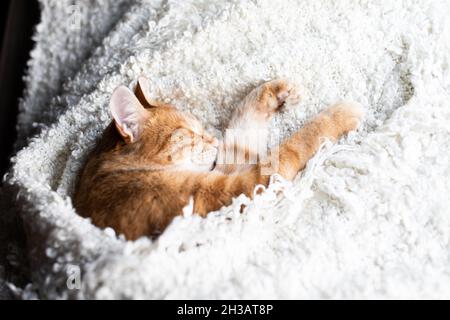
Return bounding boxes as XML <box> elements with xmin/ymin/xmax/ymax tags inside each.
<box><xmin>74</xmin><ymin>77</ymin><xmax>363</xmax><ymax>240</ymax></box>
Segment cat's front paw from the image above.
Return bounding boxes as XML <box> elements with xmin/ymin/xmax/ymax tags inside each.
<box><xmin>266</xmin><ymin>79</ymin><xmax>302</xmax><ymax>108</ymax></box>
<box><xmin>324</xmin><ymin>102</ymin><xmax>365</xmax><ymax>134</ymax></box>
<box><xmin>257</xmin><ymin>79</ymin><xmax>302</xmax><ymax>118</ymax></box>
<box><xmin>278</xmin><ymin>81</ymin><xmax>302</xmax><ymax>108</ymax></box>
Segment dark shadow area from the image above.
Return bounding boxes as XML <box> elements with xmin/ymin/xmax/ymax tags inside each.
<box><xmin>0</xmin><ymin>0</ymin><xmax>40</xmax><ymax>299</ymax></box>
<box><xmin>0</xmin><ymin>0</ymin><xmax>40</xmax><ymax>178</ymax></box>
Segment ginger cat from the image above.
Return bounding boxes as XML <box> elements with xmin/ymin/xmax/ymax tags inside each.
<box><xmin>74</xmin><ymin>78</ymin><xmax>363</xmax><ymax>240</ymax></box>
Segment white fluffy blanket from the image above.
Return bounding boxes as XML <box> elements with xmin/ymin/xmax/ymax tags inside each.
<box><xmin>4</xmin><ymin>0</ymin><xmax>450</xmax><ymax>299</ymax></box>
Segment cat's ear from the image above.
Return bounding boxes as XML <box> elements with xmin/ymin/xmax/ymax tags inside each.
<box><xmin>135</xmin><ymin>76</ymin><xmax>153</xmax><ymax>108</ymax></box>
<box><xmin>110</xmin><ymin>86</ymin><xmax>147</xmax><ymax>143</ymax></box>
<box><xmin>135</xmin><ymin>76</ymin><xmax>172</xmax><ymax>109</ymax></box>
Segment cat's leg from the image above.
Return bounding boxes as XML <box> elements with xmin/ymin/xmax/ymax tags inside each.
<box><xmin>193</xmin><ymin>102</ymin><xmax>363</xmax><ymax>215</ymax></box>
<box><xmin>215</xmin><ymin>79</ymin><xmax>301</xmax><ymax>174</ymax></box>
<box><xmin>228</xmin><ymin>79</ymin><xmax>302</xmax><ymax>125</ymax></box>
<box><xmin>265</xmin><ymin>102</ymin><xmax>364</xmax><ymax>180</ymax></box>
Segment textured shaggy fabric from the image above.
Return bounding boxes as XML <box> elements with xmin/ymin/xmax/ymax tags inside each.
<box><xmin>15</xmin><ymin>0</ymin><xmax>135</xmax><ymax>147</ymax></box>
<box><xmin>3</xmin><ymin>0</ymin><xmax>450</xmax><ymax>299</ymax></box>
<box><xmin>1</xmin><ymin>0</ymin><xmax>141</xmax><ymax>298</ymax></box>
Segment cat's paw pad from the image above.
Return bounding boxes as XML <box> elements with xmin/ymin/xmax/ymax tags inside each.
<box><xmin>280</xmin><ymin>82</ymin><xmax>303</xmax><ymax>107</ymax></box>
<box><xmin>265</xmin><ymin>79</ymin><xmax>303</xmax><ymax>109</ymax></box>
<box><xmin>325</xmin><ymin>102</ymin><xmax>365</xmax><ymax>133</ymax></box>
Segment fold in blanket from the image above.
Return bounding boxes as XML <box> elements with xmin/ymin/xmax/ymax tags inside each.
<box><xmin>16</xmin><ymin>0</ymin><xmax>134</xmax><ymax>148</ymax></box>
<box><xmin>1</xmin><ymin>0</ymin><xmax>136</xmax><ymax>298</ymax></box>
<box><xmin>4</xmin><ymin>0</ymin><xmax>450</xmax><ymax>299</ymax></box>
